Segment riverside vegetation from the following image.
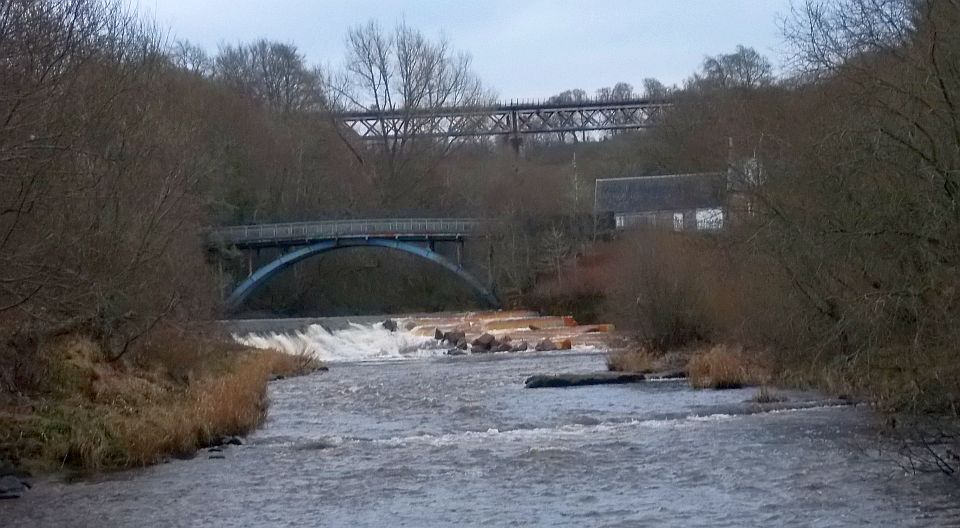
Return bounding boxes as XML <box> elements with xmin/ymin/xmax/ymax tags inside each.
<box><xmin>0</xmin><ymin>333</ymin><xmax>322</xmax><ymax>473</ymax></box>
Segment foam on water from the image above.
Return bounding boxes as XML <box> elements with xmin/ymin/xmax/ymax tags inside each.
<box><xmin>234</xmin><ymin>322</ymin><xmax>444</xmax><ymax>362</ymax></box>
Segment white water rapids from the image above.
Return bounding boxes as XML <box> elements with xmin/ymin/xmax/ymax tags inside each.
<box><xmin>235</xmin><ymin>322</ymin><xmax>445</xmax><ymax>362</ymax></box>
<box><xmin>232</xmin><ymin>311</ymin><xmax>606</xmax><ymax>362</ymax></box>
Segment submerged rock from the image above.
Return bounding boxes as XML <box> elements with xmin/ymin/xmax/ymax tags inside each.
<box><xmin>0</xmin><ymin>475</ymin><xmax>26</xmax><ymax>499</ymax></box>
<box><xmin>296</xmin><ymin>439</ymin><xmax>340</xmax><ymax>450</ymax></box>
<box><xmin>446</xmin><ymin>349</ymin><xmax>467</xmax><ymax>356</ymax></box>
<box><xmin>525</xmin><ymin>372</ymin><xmax>646</xmax><ymax>388</ymax></box>
<box><xmin>648</xmin><ymin>370</ymin><xmax>687</xmax><ymax>380</ymax></box>
<box><xmin>495</xmin><ymin>343</ymin><xmax>512</xmax><ymax>352</ymax></box>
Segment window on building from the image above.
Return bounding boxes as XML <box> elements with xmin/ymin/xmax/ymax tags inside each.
<box><xmin>615</xmin><ymin>215</ymin><xmax>624</xmax><ymax>229</ymax></box>
<box><xmin>695</xmin><ymin>208</ymin><xmax>723</xmax><ymax>230</ymax></box>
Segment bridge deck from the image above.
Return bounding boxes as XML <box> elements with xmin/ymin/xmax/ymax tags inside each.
<box><xmin>207</xmin><ymin>218</ymin><xmax>483</xmax><ymax>249</ymax></box>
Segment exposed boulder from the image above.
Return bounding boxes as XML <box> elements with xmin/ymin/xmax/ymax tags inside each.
<box><xmin>456</xmin><ymin>339</ymin><xmax>468</xmax><ymax>350</ymax></box>
<box><xmin>382</xmin><ymin>319</ymin><xmax>398</xmax><ymax>332</ymax></box>
<box><xmin>534</xmin><ymin>339</ymin><xmax>557</xmax><ymax>352</ymax></box>
<box><xmin>405</xmin><ymin>321</ymin><xmax>418</xmax><ymax>331</ymax></box>
<box><xmin>525</xmin><ymin>372</ymin><xmax>646</xmax><ymax>388</ymax></box>
<box><xmin>434</xmin><ymin>328</ymin><xmax>445</xmax><ymax>340</ymax></box>
<box><xmin>471</xmin><ymin>346</ymin><xmax>493</xmax><ymax>354</ymax></box>
<box><xmin>471</xmin><ymin>333</ymin><xmax>497</xmax><ymax>351</ymax></box>
<box><xmin>511</xmin><ymin>341</ymin><xmax>529</xmax><ymax>352</ymax></box>
<box><xmin>495</xmin><ymin>343</ymin><xmax>512</xmax><ymax>352</ymax></box>
<box><xmin>472</xmin><ymin>333</ymin><xmax>496</xmax><ymax>346</ymax></box>
<box><xmin>558</xmin><ymin>339</ymin><xmax>572</xmax><ymax>350</ymax></box>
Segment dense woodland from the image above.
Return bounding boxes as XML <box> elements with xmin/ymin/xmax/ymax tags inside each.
<box><xmin>1</xmin><ymin>0</ymin><xmax>959</xmax><ymax>467</ymax></box>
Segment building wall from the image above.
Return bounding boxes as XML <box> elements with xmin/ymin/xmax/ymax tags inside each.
<box><xmin>614</xmin><ymin>207</ymin><xmax>723</xmax><ymax>232</ymax></box>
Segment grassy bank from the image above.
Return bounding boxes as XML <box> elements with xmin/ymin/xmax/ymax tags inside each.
<box><xmin>607</xmin><ymin>343</ymin><xmax>770</xmax><ymax>390</ymax></box>
<box><xmin>0</xmin><ymin>335</ymin><xmax>322</xmax><ymax>474</ymax></box>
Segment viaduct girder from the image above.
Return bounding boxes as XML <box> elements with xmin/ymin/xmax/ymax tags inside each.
<box><xmin>338</xmin><ymin>99</ymin><xmax>670</xmax><ymax>140</ymax></box>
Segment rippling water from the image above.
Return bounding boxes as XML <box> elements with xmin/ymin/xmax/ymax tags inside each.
<box><xmin>4</xmin><ymin>330</ymin><xmax>959</xmax><ymax>527</ymax></box>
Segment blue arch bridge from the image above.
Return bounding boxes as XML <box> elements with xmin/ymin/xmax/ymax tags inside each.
<box><xmin>206</xmin><ymin>218</ymin><xmax>496</xmax><ymax>312</ymax></box>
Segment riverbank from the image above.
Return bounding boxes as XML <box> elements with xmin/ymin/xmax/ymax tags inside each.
<box><xmin>0</xmin><ymin>334</ymin><xmax>323</xmax><ymax>479</ymax></box>
<box><xmin>607</xmin><ymin>344</ymin><xmax>771</xmax><ymax>390</ymax></box>
<box><xmin>6</xmin><ymin>347</ymin><xmax>957</xmax><ymax>526</ymax></box>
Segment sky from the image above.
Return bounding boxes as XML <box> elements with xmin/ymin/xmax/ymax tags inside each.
<box><xmin>146</xmin><ymin>0</ymin><xmax>796</xmax><ymax>101</ymax></box>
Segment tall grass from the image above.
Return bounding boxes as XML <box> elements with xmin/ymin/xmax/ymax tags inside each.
<box><xmin>606</xmin><ymin>348</ymin><xmax>656</xmax><ymax>373</ymax></box>
<box><xmin>0</xmin><ymin>336</ymin><xmax>322</xmax><ymax>472</ymax></box>
<box><xmin>687</xmin><ymin>345</ymin><xmax>769</xmax><ymax>389</ymax></box>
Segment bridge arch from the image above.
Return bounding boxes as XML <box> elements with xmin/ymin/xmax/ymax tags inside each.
<box><xmin>225</xmin><ymin>238</ymin><xmax>499</xmax><ymax>311</ymax></box>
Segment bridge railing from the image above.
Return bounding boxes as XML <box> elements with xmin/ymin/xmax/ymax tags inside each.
<box><xmin>207</xmin><ymin>218</ymin><xmax>484</xmax><ymax>247</ymax></box>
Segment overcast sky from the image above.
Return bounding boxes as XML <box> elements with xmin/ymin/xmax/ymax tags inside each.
<box><xmin>146</xmin><ymin>0</ymin><xmax>795</xmax><ymax>101</ymax></box>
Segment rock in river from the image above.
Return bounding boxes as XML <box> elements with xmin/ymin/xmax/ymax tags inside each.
<box><xmin>472</xmin><ymin>333</ymin><xmax>497</xmax><ymax>351</ymax></box>
<box><xmin>0</xmin><ymin>475</ymin><xmax>26</xmax><ymax>499</ymax></box>
<box><xmin>382</xmin><ymin>319</ymin><xmax>398</xmax><ymax>332</ymax></box>
<box><xmin>525</xmin><ymin>372</ymin><xmax>646</xmax><ymax>388</ymax></box>
<box><xmin>534</xmin><ymin>339</ymin><xmax>557</xmax><ymax>352</ymax></box>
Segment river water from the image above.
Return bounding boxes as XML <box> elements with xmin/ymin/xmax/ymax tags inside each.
<box><xmin>3</xmin><ymin>320</ymin><xmax>959</xmax><ymax>527</ymax></box>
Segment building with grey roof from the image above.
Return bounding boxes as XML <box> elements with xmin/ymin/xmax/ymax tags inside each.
<box><xmin>593</xmin><ymin>173</ymin><xmax>726</xmax><ymax>231</ymax></box>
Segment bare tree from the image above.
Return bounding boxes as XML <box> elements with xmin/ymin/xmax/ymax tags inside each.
<box><xmin>327</xmin><ymin>21</ymin><xmax>493</xmax><ymax>210</ymax></box>
<box><xmin>693</xmin><ymin>45</ymin><xmax>774</xmax><ymax>90</ymax></box>
<box><xmin>214</xmin><ymin>39</ymin><xmax>325</xmax><ymax>114</ymax></box>
<box><xmin>169</xmin><ymin>40</ymin><xmax>212</xmax><ymax>75</ymax></box>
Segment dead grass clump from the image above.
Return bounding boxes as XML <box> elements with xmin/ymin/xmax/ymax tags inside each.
<box><xmin>607</xmin><ymin>348</ymin><xmax>657</xmax><ymax>373</ymax></box>
<box><xmin>688</xmin><ymin>345</ymin><xmax>769</xmax><ymax>389</ymax></box>
<box><xmin>258</xmin><ymin>349</ymin><xmax>326</xmax><ymax>379</ymax></box>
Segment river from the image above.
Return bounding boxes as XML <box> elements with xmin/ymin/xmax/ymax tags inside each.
<box><xmin>3</xmin><ymin>317</ymin><xmax>959</xmax><ymax>527</ymax></box>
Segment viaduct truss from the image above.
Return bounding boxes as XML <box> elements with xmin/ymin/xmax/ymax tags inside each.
<box><xmin>338</xmin><ymin>99</ymin><xmax>670</xmax><ymax>140</ymax></box>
